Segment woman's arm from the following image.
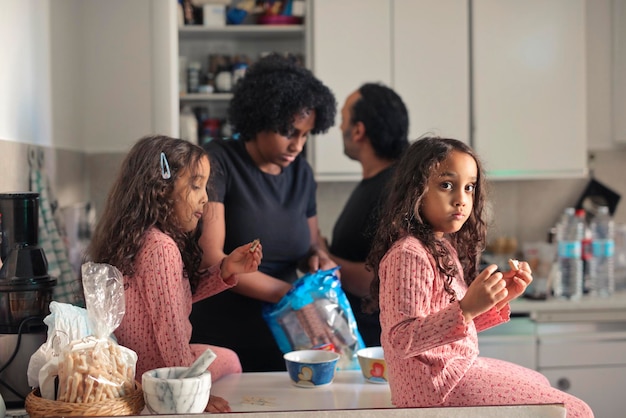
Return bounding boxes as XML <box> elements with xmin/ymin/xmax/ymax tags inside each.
<box><xmin>297</xmin><ymin>216</ymin><xmax>339</xmax><ymax>273</ymax></box>
<box><xmin>200</xmin><ymin>202</ymin><xmax>291</xmax><ymax>303</ymax></box>
<box><xmin>316</xmin><ymin>230</ymin><xmax>368</xmax><ymax>295</ymax></box>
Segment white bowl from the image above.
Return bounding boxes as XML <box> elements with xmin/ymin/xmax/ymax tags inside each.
<box><xmin>356</xmin><ymin>346</ymin><xmax>388</xmax><ymax>384</ymax></box>
<box><xmin>283</xmin><ymin>349</ymin><xmax>340</xmax><ymax>388</ymax></box>
<box><xmin>142</xmin><ymin>366</ymin><xmax>211</xmax><ymax>414</ymax></box>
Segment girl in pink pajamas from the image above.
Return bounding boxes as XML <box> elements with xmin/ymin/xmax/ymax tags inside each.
<box><xmin>365</xmin><ymin>137</ymin><xmax>593</xmax><ymax>417</ymax></box>
<box><xmin>87</xmin><ymin>135</ymin><xmax>262</xmax><ymax>413</ymax></box>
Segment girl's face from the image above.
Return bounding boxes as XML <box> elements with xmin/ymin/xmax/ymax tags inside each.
<box><xmin>420</xmin><ymin>150</ymin><xmax>477</xmax><ymax>238</ymax></box>
<box><xmin>248</xmin><ymin>110</ymin><xmax>316</xmax><ymax>174</ymax></box>
<box><xmin>173</xmin><ymin>155</ymin><xmax>210</xmax><ymax>232</ymax></box>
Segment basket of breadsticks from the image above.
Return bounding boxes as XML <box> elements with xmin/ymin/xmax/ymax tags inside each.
<box><xmin>25</xmin><ymin>262</ymin><xmax>144</xmax><ymax>417</ymax></box>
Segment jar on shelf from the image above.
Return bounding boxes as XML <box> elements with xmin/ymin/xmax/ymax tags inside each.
<box><xmin>187</xmin><ymin>61</ymin><xmax>202</xmax><ymax>93</ymax></box>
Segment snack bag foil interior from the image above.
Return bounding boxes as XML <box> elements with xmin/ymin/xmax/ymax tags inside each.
<box><xmin>262</xmin><ymin>267</ymin><xmax>365</xmax><ymax>370</ymax></box>
<box><xmin>31</xmin><ymin>262</ymin><xmax>138</xmax><ymax>402</ymax></box>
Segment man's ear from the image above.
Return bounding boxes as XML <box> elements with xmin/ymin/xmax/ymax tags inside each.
<box><xmin>352</xmin><ymin>121</ymin><xmax>366</xmax><ymax>142</ymax></box>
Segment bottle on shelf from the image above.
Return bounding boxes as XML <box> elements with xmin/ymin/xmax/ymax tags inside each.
<box><xmin>179</xmin><ymin>105</ymin><xmax>198</xmax><ymax>144</ymax></box>
<box><xmin>588</xmin><ymin>206</ymin><xmax>615</xmax><ymax>297</ymax></box>
<box><xmin>187</xmin><ymin>61</ymin><xmax>202</xmax><ymax>94</ymax></box>
<box><xmin>581</xmin><ymin>211</ymin><xmax>592</xmax><ymax>293</ymax></box>
<box><xmin>554</xmin><ymin>207</ymin><xmax>585</xmax><ymax>300</ymax></box>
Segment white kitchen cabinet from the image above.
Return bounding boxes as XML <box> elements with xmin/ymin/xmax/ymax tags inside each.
<box><xmin>311</xmin><ymin>0</ymin><xmax>588</xmax><ymax>181</ymax></box>
<box><xmin>541</xmin><ymin>366</ymin><xmax>626</xmax><ymax>418</ymax></box>
<box><xmin>477</xmin><ymin>317</ymin><xmax>537</xmax><ymax>370</ymax></box>
<box><xmin>310</xmin><ymin>0</ymin><xmax>467</xmax><ymax>180</ymax></box>
<box><xmin>393</xmin><ymin>0</ymin><xmax>469</xmax><ymax>143</ymax></box>
<box><xmin>472</xmin><ymin>0</ymin><xmax>587</xmax><ymax>179</ymax></box>
<box><xmin>613</xmin><ymin>0</ymin><xmax>626</xmax><ymax>143</ymax></box>
<box><xmin>537</xmin><ymin>322</ymin><xmax>626</xmax><ymax>418</ymax></box>
<box><xmin>480</xmin><ymin>299</ymin><xmax>626</xmax><ymax>418</ymax></box>
<box><xmin>478</xmin><ymin>334</ymin><xmax>537</xmax><ymax>370</ymax></box>
<box><xmin>309</xmin><ymin>0</ymin><xmax>392</xmax><ymax>181</ymax></box>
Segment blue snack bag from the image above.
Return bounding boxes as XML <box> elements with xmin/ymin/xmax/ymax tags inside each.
<box><xmin>262</xmin><ymin>267</ymin><xmax>365</xmax><ymax>370</ymax></box>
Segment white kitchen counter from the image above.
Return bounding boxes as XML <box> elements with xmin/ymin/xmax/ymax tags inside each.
<box><xmin>200</xmin><ymin>370</ymin><xmax>565</xmax><ymax>417</ymax></box>
<box><xmin>210</xmin><ymin>370</ymin><xmax>391</xmax><ymax>412</ymax></box>
<box><xmin>510</xmin><ymin>290</ymin><xmax>626</xmax><ymax>322</ymax></box>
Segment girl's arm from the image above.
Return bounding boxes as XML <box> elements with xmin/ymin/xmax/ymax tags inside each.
<box><xmin>199</xmin><ymin>202</ymin><xmax>291</xmax><ymax>303</ymax></box>
<box><xmin>192</xmin><ymin>263</ymin><xmax>236</xmax><ymax>302</ymax></box>
<box><xmin>473</xmin><ymin>304</ymin><xmax>511</xmax><ymax>332</ymax></box>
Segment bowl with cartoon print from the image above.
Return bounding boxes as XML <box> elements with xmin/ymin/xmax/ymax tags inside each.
<box><xmin>283</xmin><ymin>349</ymin><xmax>340</xmax><ymax>388</ymax></box>
<box><xmin>357</xmin><ymin>346</ymin><xmax>388</xmax><ymax>384</ymax></box>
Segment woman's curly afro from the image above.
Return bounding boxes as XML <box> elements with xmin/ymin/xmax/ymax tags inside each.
<box><xmin>228</xmin><ymin>53</ymin><xmax>337</xmax><ymax>141</ymax></box>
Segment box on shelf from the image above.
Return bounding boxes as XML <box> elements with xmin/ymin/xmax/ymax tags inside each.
<box><xmin>203</xmin><ymin>4</ymin><xmax>226</xmax><ymax>27</ymax></box>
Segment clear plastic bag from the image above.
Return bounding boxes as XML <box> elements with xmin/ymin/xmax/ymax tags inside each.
<box><xmin>262</xmin><ymin>267</ymin><xmax>365</xmax><ymax>370</ymax></box>
<box><xmin>34</xmin><ymin>262</ymin><xmax>138</xmax><ymax>403</ymax></box>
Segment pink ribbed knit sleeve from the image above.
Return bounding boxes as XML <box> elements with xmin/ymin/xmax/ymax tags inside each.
<box><xmin>192</xmin><ymin>262</ymin><xmax>237</xmax><ymax>302</ymax></box>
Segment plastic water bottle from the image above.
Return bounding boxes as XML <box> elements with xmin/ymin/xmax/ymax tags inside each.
<box><xmin>555</xmin><ymin>207</ymin><xmax>584</xmax><ymax>300</ymax></box>
<box><xmin>589</xmin><ymin>206</ymin><xmax>615</xmax><ymax>297</ymax></box>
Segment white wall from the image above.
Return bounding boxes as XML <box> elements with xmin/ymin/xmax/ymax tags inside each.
<box><xmin>0</xmin><ymin>0</ymin><xmax>53</xmax><ymax>146</ymax></box>
<box><xmin>0</xmin><ymin>0</ymin><xmax>167</xmax><ymax>153</ymax></box>
<box><xmin>80</xmin><ymin>0</ymin><xmax>155</xmax><ymax>153</ymax></box>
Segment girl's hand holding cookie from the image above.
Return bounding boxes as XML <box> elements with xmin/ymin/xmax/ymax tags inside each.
<box><xmin>221</xmin><ymin>240</ymin><xmax>263</xmax><ymax>279</ymax></box>
<box><xmin>460</xmin><ymin>264</ymin><xmax>508</xmax><ymax>322</ymax></box>
<box><xmin>495</xmin><ymin>260</ymin><xmax>533</xmax><ymax>310</ymax></box>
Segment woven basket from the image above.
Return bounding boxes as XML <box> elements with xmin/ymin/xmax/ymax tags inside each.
<box><xmin>25</xmin><ymin>383</ymin><xmax>144</xmax><ymax>417</ymax></box>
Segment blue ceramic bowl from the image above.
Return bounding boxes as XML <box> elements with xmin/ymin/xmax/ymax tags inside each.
<box><xmin>226</xmin><ymin>8</ymin><xmax>247</xmax><ymax>25</ymax></box>
<box><xmin>283</xmin><ymin>350</ymin><xmax>340</xmax><ymax>388</ymax></box>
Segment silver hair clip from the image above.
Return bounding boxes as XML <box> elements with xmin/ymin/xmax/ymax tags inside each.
<box><xmin>160</xmin><ymin>152</ymin><xmax>171</xmax><ymax>179</ymax></box>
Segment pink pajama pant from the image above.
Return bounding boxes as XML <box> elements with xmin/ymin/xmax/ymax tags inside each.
<box><xmin>443</xmin><ymin>357</ymin><xmax>594</xmax><ymax>417</ymax></box>
<box><xmin>191</xmin><ymin>343</ymin><xmax>242</xmax><ymax>381</ymax></box>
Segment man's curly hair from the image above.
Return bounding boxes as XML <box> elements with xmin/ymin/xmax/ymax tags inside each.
<box><xmin>228</xmin><ymin>53</ymin><xmax>336</xmax><ymax>141</ymax></box>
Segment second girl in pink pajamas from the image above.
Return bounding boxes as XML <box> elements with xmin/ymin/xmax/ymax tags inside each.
<box><xmin>365</xmin><ymin>137</ymin><xmax>593</xmax><ymax>417</ymax></box>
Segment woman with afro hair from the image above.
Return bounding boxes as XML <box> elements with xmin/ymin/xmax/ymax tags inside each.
<box><xmin>190</xmin><ymin>53</ymin><xmax>339</xmax><ymax>371</ymax></box>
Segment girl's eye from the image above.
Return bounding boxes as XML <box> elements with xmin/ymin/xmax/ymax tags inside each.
<box><xmin>440</xmin><ymin>181</ymin><xmax>453</xmax><ymax>190</ymax></box>
<box><xmin>466</xmin><ymin>184</ymin><xmax>476</xmax><ymax>193</ymax></box>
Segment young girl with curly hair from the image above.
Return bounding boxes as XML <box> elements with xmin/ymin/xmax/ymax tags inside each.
<box><xmin>366</xmin><ymin>137</ymin><xmax>593</xmax><ymax>417</ymax></box>
<box><xmin>87</xmin><ymin>135</ymin><xmax>262</xmax><ymax>412</ymax></box>
<box><xmin>190</xmin><ymin>53</ymin><xmax>339</xmax><ymax>372</ymax></box>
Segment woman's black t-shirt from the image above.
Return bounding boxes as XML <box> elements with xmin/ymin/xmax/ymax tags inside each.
<box><xmin>190</xmin><ymin>138</ymin><xmax>316</xmax><ymax>371</ymax></box>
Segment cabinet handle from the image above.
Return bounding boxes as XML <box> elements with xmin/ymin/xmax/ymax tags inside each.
<box><xmin>556</xmin><ymin>378</ymin><xmax>571</xmax><ymax>391</ymax></box>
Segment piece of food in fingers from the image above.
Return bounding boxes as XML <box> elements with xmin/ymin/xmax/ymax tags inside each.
<box><xmin>249</xmin><ymin>238</ymin><xmax>260</xmax><ymax>253</ymax></box>
<box><xmin>508</xmin><ymin>258</ymin><xmax>520</xmax><ymax>270</ymax></box>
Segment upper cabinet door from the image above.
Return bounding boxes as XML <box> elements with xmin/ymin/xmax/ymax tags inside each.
<box><xmin>309</xmin><ymin>0</ymin><xmax>392</xmax><ymax>181</ymax></box>
<box><xmin>472</xmin><ymin>0</ymin><xmax>587</xmax><ymax>179</ymax></box>
<box><xmin>614</xmin><ymin>0</ymin><xmax>626</xmax><ymax>143</ymax></box>
<box><xmin>393</xmin><ymin>0</ymin><xmax>469</xmax><ymax>143</ymax></box>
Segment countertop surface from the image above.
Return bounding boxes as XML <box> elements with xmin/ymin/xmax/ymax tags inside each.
<box><xmin>209</xmin><ymin>370</ymin><xmax>392</xmax><ymax>412</ymax></box>
<box><xmin>510</xmin><ymin>291</ymin><xmax>626</xmax><ymax>321</ymax></box>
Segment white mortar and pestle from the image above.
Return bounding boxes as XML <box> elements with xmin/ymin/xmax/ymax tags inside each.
<box><xmin>142</xmin><ymin>348</ymin><xmax>217</xmax><ymax>414</ymax></box>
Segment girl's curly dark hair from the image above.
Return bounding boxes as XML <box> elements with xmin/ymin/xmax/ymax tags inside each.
<box><xmin>364</xmin><ymin>137</ymin><xmax>488</xmax><ymax>312</ymax></box>
<box><xmin>228</xmin><ymin>53</ymin><xmax>336</xmax><ymax>141</ymax></box>
<box><xmin>86</xmin><ymin>135</ymin><xmax>208</xmax><ymax>292</ymax></box>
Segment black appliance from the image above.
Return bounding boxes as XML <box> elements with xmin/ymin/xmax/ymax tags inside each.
<box><xmin>0</xmin><ymin>192</ymin><xmax>56</xmax><ymax>408</ymax></box>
